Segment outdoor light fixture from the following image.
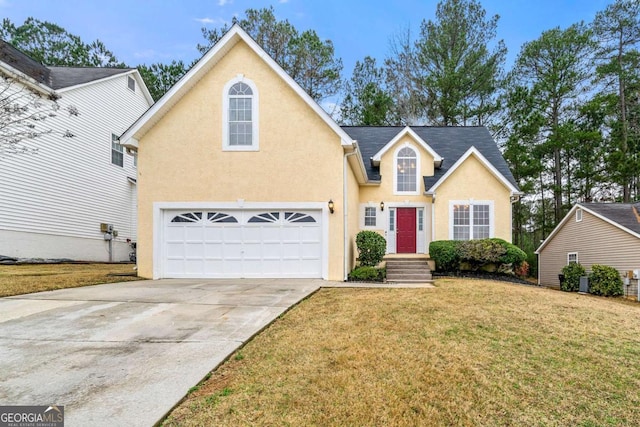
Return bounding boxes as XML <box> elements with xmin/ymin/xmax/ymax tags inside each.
<box><xmin>328</xmin><ymin>199</ymin><xmax>335</xmax><ymax>214</ymax></box>
<box><xmin>380</xmin><ymin>201</ymin><xmax>385</xmax><ymax>211</ymax></box>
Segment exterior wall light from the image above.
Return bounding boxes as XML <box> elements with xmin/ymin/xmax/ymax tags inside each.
<box><xmin>328</xmin><ymin>199</ymin><xmax>335</xmax><ymax>214</ymax></box>
<box><xmin>380</xmin><ymin>201</ymin><xmax>385</xmax><ymax>211</ymax></box>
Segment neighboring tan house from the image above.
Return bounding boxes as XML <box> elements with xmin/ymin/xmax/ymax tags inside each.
<box><xmin>536</xmin><ymin>203</ymin><xmax>640</xmax><ymax>297</ymax></box>
<box><xmin>120</xmin><ymin>25</ymin><xmax>521</xmax><ymax>281</ymax></box>
<box><xmin>0</xmin><ymin>40</ymin><xmax>153</xmax><ymax>261</ymax></box>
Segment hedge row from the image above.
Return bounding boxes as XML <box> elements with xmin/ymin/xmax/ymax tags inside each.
<box><xmin>429</xmin><ymin>238</ymin><xmax>527</xmax><ymax>274</ymax></box>
<box><xmin>560</xmin><ymin>263</ymin><xmax>623</xmax><ymax>296</ymax></box>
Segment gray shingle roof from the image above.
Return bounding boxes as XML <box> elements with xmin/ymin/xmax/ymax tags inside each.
<box><xmin>48</xmin><ymin>66</ymin><xmax>132</xmax><ymax>89</ymax></box>
<box><xmin>581</xmin><ymin>203</ymin><xmax>640</xmax><ymax>235</ymax></box>
<box><xmin>0</xmin><ymin>39</ymin><xmax>132</xmax><ymax>90</ymax></box>
<box><xmin>0</xmin><ymin>39</ymin><xmax>50</xmax><ymax>86</ymax></box>
<box><xmin>341</xmin><ymin>126</ymin><xmax>519</xmax><ymax>190</ymax></box>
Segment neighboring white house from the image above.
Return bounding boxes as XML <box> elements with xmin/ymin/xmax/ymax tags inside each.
<box><xmin>0</xmin><ymin>40</ymin><xmax>153</xmax><ymax>261</ymax></box>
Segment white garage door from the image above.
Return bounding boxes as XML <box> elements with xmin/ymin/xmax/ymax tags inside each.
<box><xmin>163</xmin><ymin>209</ymin><xmax>322</xmax><ymax>278</ymax></box>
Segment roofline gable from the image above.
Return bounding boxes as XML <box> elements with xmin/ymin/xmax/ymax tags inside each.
<box><xmin>535</xmin><ymin>203</ymin><xmax>640</xmax><ymax>254</ymax></box>
<box><xmin>119</xmin><ymin>24</ymin><xmax>355</xmax><ymax>149</ymax></box>
<box><xmin>425</xmin><ymin>146</ymin><xmax>520</xmax><ymax>195</ymax></box>
<box><xmin>57</xmin><ymin>69</ymin><xmax>154</xmax><ymax>104</ymax></box>
<box><xmin>371</xmin><ymin>126</ymin><xmax>442</xmax><ymax>164</ymax></box>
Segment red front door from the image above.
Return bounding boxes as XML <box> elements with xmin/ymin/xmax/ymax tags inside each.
<box><xmin>396</xmin><ymin>208</ymin><xmax>416</xmax><ymax>253</ymax></box>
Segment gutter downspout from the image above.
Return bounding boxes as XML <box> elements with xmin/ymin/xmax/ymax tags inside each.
<box><xmin>344</xmin><ymin>146</ymin><xmax>359</xmax><ymax>281</ymax></box>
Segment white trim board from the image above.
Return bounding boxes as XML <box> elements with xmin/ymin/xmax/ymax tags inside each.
<box><xmin>371</xmin><ymin>126</ymin><xmax>442</xmax><ymax>164</ymax></box>
<box><xmin>425</xmin><ymin>146</ymin><xmax>521</xmax><ymax>196</ymax></box>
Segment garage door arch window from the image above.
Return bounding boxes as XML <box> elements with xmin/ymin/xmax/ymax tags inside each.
<box><xmin>248</xmin><ymin>212</ymin><xmax>280</xmax><ymax>223</ymax></box>
<box><xmin>207</xmin><ymin>212</ymin><xmax>238</xmax><ymax>223</ymax></box>
<box><xmin>285</xmin><ymin>212</ymin><xmax>316</xmax><ymax>223</ymax></box>
<box><xmin>170</xmin><ymin>212</ymin><xmax>203</xmax><ymax>223</ymax></box>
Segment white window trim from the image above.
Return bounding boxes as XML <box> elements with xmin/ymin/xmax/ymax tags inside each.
<box><xmin>393</xmin><ymin>143</ymin><xmax>420</xmax><ymax>195</ymax></box>
<box><xmin>576</xmin><ymin>208</ymin><xmax>583</xmax><ymax>222</ymax></box>
<box><xmin>363</xmin><ymin>206</ymin><xmax>377</xmax><ymax>228</ymax></box>
<box><xmin>222</xmin><ymin>75</ymin><xmax>259</xmax><ymax>151</ymax></box>
<box><xmin>448</xmin><ymin>200</ymin><xmax>495</xmax><ymax>240</ymax></box>
<box><xmin>127</xmin><ymin>75</ymin><xmax>136</xmax><ymax>92</ymax></box>
<box><xmin>111</xmin><ymin>133</ymin><xmax>124</xmax><ymax>167</ymax></box>
<box><xmin>567</xmin><ymin>252</ymin><xmax>578</xmax><ymax>264</ymax></box>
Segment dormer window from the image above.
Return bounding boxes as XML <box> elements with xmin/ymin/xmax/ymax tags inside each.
<box><xmin>223</xmin><ymin>76</ymin><xmax>259</xmax><ymax>151</ymax></box>
<box><xmin>395</xmin><ymin>146</ymin><xmax>418</xmax><ymax>194</ymax></box>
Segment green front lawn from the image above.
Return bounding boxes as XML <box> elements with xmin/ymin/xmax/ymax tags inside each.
<box><xmin>164</xmin><ymin>279</ymin><xmax>640</xmax><ymax>426</ymax></box>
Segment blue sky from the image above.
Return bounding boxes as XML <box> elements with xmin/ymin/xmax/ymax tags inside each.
<box><xmin>1</xmin><ymin>0</ymin><xmax>611</xmax><ymax>75</ymax></box>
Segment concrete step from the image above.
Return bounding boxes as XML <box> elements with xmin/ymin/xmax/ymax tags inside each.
<box><xmin>385</xmin><ymin>258</ymin><xmax>433</xmax><ymax>283</ymax></box>
<box><xmin>387</xmin><ymin>272</ymin><xmax>432</xmax><ymax>280</ymax></box>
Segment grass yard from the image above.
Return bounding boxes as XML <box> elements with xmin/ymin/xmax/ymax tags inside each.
<box><xmin>0</xmin><ymin>263</ymin><xmax>140</xmax><ymax>297</ymax></box>
<box><xmin>165</xmin><ymin>279</ymin><xmax>640</xmax><ymax>427</ymax></box>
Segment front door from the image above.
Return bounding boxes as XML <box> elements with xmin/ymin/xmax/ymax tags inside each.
<box><xmin>396</xmin><ymin>208</ymin><xmax>416</xmax><ymax>253</ymax></box>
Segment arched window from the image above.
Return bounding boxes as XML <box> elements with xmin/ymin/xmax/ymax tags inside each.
<box><xmin>223</xmin><ymin>76</ymin><xmax>259</xmax><ymax>150</ymax></box>
<box><xmin>396</xmin><ymin>146</ymin><xmax>417</xmax><ymax>193</ymax></box>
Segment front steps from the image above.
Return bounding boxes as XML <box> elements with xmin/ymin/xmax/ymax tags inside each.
<box><xmin>385</xmin><ymin>257</ymin><xmax>433</xmax><ymax>283</ymax></box>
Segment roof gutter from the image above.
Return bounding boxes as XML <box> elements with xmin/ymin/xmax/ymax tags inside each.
<box><xmin>0</xmin><ymin>63</ymin><xmax>55</xmax><ymax>96</ymax></box>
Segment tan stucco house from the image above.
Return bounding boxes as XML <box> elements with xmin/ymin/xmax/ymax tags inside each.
<box><xmin>120</xmin><ymin>25</ymin><xmax>521</xmax><ymax>281</ymax></box>
<box><xmin>537</xmin><ymin>203</ymin><xmax>640</xmax><ymax>297</ymax></box>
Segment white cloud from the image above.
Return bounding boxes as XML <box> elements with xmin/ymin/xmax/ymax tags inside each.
<box><xmin>194</xmin><ymin>17</ymin><xmax>215</xmax><ymax>24</ymax></box>
<box><xmin>194</xmin><ymin>17</ymin><xmax>226</xmax><ymax>26</ymax></box>
<box><xmin>279</xmin><ymin>0</ymin><xmax>290</xmax><ymax>3</ymax></box>
<box><xmin>0</xmin><ymin>0</ymin><xmax>10</xmax><ymax>7</ymax></box>
<box><xmin>218</xmin><ymin>0</ymin><xmax>232</xmax><ymax>6</ymax></box>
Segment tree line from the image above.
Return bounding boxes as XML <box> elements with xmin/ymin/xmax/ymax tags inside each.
<box><xmin>2</xmin><ymin>1</ymin><xmax>640</xmax><ymax>268</ymax></box>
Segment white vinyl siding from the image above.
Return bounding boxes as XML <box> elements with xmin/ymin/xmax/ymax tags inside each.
<box><xmin>0</xmin><ymin>73</ymin><xmax>151</xmax><ymax>258</ymax></box>
<box><xmin>539</xmin><ymin>208</ymin><xmax>640</xmax><ymax>294</ymax></box>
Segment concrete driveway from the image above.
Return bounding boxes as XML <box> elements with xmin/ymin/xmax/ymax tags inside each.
<box><xmin>0</xmin><ymin>278</ymin><xmax>322</xmax><ymax>426</ymax></box>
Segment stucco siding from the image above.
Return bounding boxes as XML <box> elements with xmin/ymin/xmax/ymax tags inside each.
<box><xmin>539</xmin><ymin>209</ymin><xmax>640</xmax><ymax>296</ymax></box>
<box><xmin>136</xmin><ymin>40</ymin><xmax>346</xmax><ymax>279</ymax></box>
<box><xmin>0</xmin><ymin>72</ymin><xmax>150</xmax><ymax>261</ymax></box>
<box><xmin>359</xmin><ymin>135</ymin><xmax>434</xmax><ymax>204</ymax></box>
<box><xmin>433</xmin><ymin>155</ymin><xmax>512</xmax><ymax>242</ymax></box>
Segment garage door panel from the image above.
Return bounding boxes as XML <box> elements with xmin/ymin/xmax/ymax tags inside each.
<box><xmin>163</xmin><ymin>209</ymin><xmax>322</xmax><ymax>278</ymax></box>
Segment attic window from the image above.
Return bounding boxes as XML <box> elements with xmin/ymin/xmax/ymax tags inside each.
<box><xmin>127</xmin><ymin>76</ymin><xmax>136</xmax><ymax>92</ymax></box>
<box><xmin>576</xmin><ymin>208</ymin><xmax>583</xmax><ymax>222</ymax></box>
<box><xmin>223</xmin><ymin>77</ymin><xmax>259</xmax><ymax>151</ymax></box>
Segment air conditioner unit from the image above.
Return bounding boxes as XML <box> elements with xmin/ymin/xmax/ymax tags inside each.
<box><xmin>579</xmin><ymin>276</ymin><xmax>589</xmax><ymax>294</ymax></box>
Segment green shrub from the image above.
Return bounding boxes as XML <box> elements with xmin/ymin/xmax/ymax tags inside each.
<box><xmin>430</xmin><ymin>238</ymin><xmax>526</xmax><ymax>273</ymax></box>
<box><xmin>458</xmin><ymin>239</ymin><xmax>506</xmax><ymax>265</ymax></box>
<box><xmin>429</xmin><ymin>240</ymin><xmax>460</xmax><ymax>271</ymax></box>
<box><xmin>500</xmin><ymin>244</ymin><xmax>527</xmax><ymax>266</ymax></box>
<box><xmin>560</xmin><ymin>263</ymin><xmax>586</xmax><ymax>292</ymax></box>
<box><xmin>348</xmin><ymin>266</ymin><xmax>383</xmax><ymax>281</ymax></box>
<box><xmin>589</xmin><ymin>265</ymin><xmax>623</xmax><ymax>297</ymax></box>
<box><xmin>355</xmin><ymin>230</ymin><xmax>386</xmax><ymax>267</ymax></box>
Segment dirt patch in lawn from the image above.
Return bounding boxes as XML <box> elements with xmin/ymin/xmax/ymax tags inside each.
<box><xmin>164</xmin><ymin>278</ymin><xmax>640</xmax><ymax>427</ymax></box>
<box><xmin>0</xmin><ymin>263</ymin><xmax>141</xmax><ymax>297</ymax></box>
